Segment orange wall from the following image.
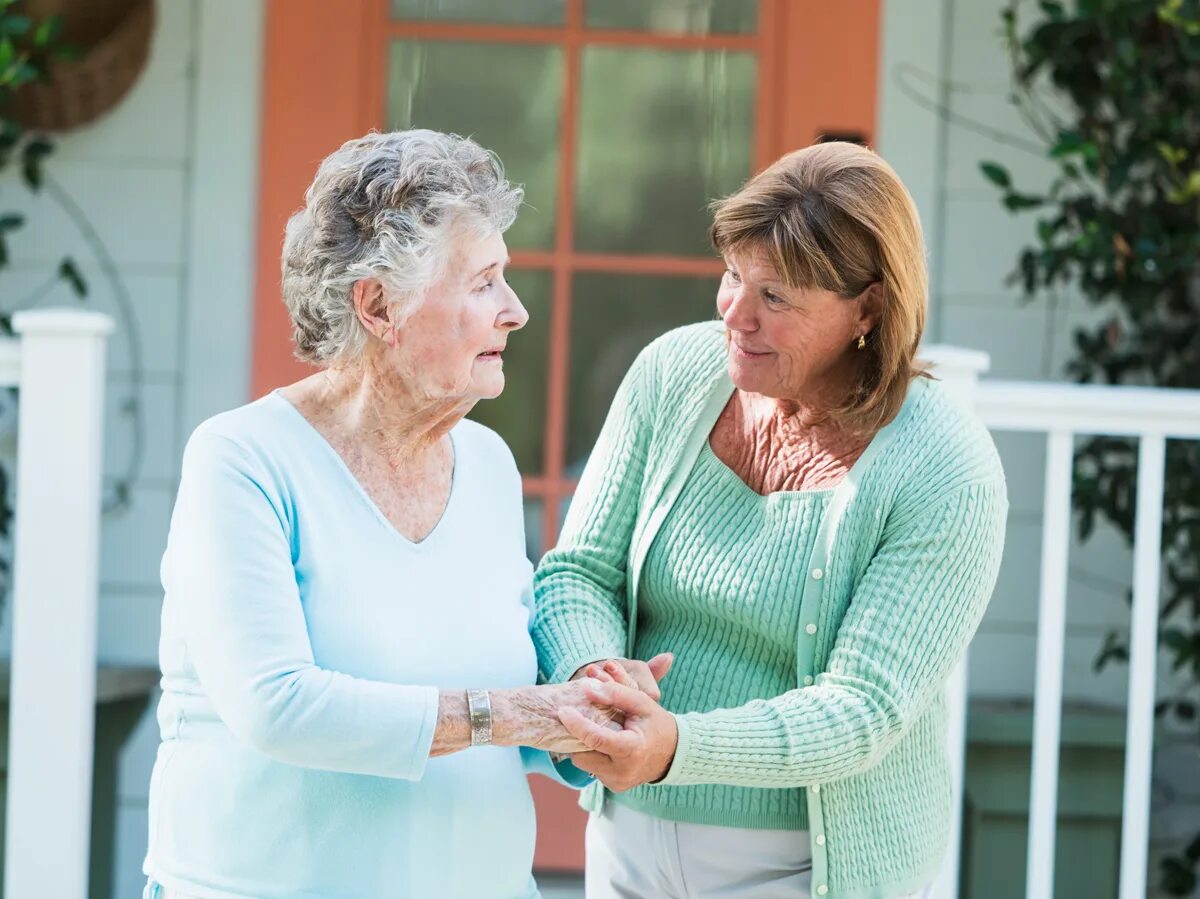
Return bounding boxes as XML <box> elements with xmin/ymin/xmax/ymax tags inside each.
<box><xmin>775</xmin><ymin>0</ymin><xmax>881</xmax><ymax>152</ymax></box>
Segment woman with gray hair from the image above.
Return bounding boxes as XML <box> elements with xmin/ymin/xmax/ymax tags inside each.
<box><xmin>141</xmin><ymin>130</ymin><xmax>659</xmax><ymax>899</ymax></box>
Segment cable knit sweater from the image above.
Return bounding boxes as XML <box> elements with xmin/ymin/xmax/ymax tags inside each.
<box><xmin>615</xmin><ymin>440</ymin><xmax>830</xmax><ymax>829</ymax></box>
<box><xmin>532</xmin><ymin>321</ymin><xmax>1008</xmax><ymax>899</ymax></box>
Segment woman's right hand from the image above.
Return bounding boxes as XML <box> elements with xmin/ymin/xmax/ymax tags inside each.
<box><xmin>491</xmin><ymin>679</ymin><xmax>624</xmax><ymax>754</ymax></box>
<box><xmin>570</xmin><ymin>653</ymin><xmax>674</xmax><ymax>701</ymax></box>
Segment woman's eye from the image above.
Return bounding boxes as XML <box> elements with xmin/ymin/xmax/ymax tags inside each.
<box><xmin>726</xmin><ymin>268</ymin><xmax>741</xmax><ymax>284</ymax></box>
<box><xmin>474</xmin><ymin>280</ymin><xmax>494</xmax><ymax>294</ymax></box>
<box><xmin>764</xmin><ymin>292</ymin><xmax>786</xmax><ymax>307</ymax></box>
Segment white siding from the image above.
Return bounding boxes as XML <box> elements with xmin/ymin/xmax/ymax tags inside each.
<box><xmin>0</xmin><ymin>1</ymin><xmax>263</xmax><ymax>894</ymax></box>
<box><xmin>880</xmin><ymin>0</ymin><xmax>1144</xmax><ymax>703</ymax></box>
<box><xmin>879</xmin><ymin>1</ymin><xmax>1200</xmax><ymax>892</ymax></box>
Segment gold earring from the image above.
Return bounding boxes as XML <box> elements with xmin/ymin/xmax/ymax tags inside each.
<box><xmin>857</xmin><ymin>334</ymin><xmax>866</xmax><ymax>350</ymax></box>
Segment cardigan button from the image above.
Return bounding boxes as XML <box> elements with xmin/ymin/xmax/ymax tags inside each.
<box><xmin>811</xmin><ymin>568</ymin><xmax>824</xmax><ymax>580</ymax></box>
<box><xmin>803</xmin><ymin>675</ymin><xmax>814</xmax><ymax>686</ymax></box>
<box><xmin>811</xmin><ymin>784</ymin><xmax>821</xmax><ymax>794</ymax></box>
<box><xmin>805</xmin><ymin>623</ymin><xmax>818</xmax><ymax>635</ymax></box>
<box><xmin>817</xmin><ymin>885</ymin><xmax>828</xmax><ymax>895</ymax></box>
<box><xmin>816</xmin><ymin>834</ymin><xmax>826</xmax><ymax>846</ymax></box>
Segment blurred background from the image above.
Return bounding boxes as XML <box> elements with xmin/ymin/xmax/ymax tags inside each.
<box><xmin>0</xmin><ymin>0</ymin><xmax>1197</xmax><ymax>897</ymax></box>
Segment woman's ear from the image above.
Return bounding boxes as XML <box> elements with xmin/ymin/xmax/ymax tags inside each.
<box><xmin>352</xmin><ymin>279</ymin><xmax>396</xmax><ymax>347</ymax></box>
<box><xmin>856</xmin><ymin>282</ymin><xmax>884</xmax><ymax>336</ymax></box>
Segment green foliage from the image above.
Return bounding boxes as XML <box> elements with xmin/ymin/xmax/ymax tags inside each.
<box><xmin>985</xmin><ymin>0</ymin><xmax>1200</xmax><ymax>892</ymax></box>
<box><xmin>0</xmin><ymin>2</ymin><xmax>146</xmax><ymax>544</ymax></box>
<box><xmin>0</xmin><ymin>2</ymin><xmax>84</xmax><ymax>305</ymax></box>
<box><xmin>0</xmin><ymin>2</ymin><xmax>87</xmax><ymax>600</ymax></box>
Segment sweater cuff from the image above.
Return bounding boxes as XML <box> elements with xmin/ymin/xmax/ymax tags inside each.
<box><xmin>548</xmin><ymin>652</ymin><xmax>620</xmax><ymax>686</ymax></box>
<box><xmin>536</xmin><ymin>619</ymin><xmax>625</xmax><ymax>684</ymax></box>
<box><xmin>398</xmin><ymin>685</ymin><xmax>442</xmax><ymax>782</ymax></box>
<box><xmin>521</xmin><ymin>746</ymin><xmax>595</xmax><ymax>789</ymax></box>
<box><xmin>657</xmin><ymin>712</ymin><xmax>695</xmax><ymax>786</ymax></box>
<box><xmin>551</xmin><ymin>756</ymin><xmax>596</xmax><ymax>789</ymax></box>
<box><xmin>533</xmin><ymin>610</ymin><xmax>626</xmax><ymax>685</ymax></box>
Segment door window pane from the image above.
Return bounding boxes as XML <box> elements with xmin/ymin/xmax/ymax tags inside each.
<box><xmin>387</xmin><ymin>40</ymin><xmax>563</xmax><ymax>250</ymax></box>
<box><xmin>585</xmin><ymin>0</ymin><xmax>757</xmax><ymax>35</ymax></box>
<box><xmin>566</xmin><ymin>272</ymin><xmax>719</xmax><ymax>472</ymax></box>
<box><xmin>574</xmin><ymin>46</ymin><xmax>755</xmax><ymax>256</ymax></box>
<box><xmin>467</xmin><ymin>269</ymin><xmax>551</xmax><ymax>473</ymax></box>
<box><xmin>392</xmin><ymin>0</ymin><xmax>564</xmax><ymax>26</ymax></box>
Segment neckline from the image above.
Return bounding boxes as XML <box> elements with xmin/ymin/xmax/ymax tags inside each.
<box><xmin>268</xmin><ymin>391</ymin><xmax>460</xmax><ymax>549</ymax></box>
<box><xmin>700</xmin><ymin>439</ymin><xmax>836</xmax><ymax>501</ymax></box>
<box><xmin>703</xmin><ymin>384</ymin><xmax>908</xmax><ymax>501</ymax></box>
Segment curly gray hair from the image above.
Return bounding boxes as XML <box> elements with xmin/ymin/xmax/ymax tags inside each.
<box><xmin>281</xmin><ymin>129</ymin><xmax>524</xmax><ymax>365</ymax></box>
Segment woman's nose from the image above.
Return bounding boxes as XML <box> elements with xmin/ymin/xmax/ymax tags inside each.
<box><xmin>721</xmin><ymin>288</ymin><xmax>756</xmax><ymax>332</ymax></box>
<box><xmin>498</xmin><ymin>284</ymin><xmax>528</xmax><ymax>331</ymax></box>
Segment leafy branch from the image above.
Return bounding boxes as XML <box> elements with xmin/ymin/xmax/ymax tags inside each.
<box><xmin>982</xmin><ymin>0</ymin><xmax>1200</xmax><ymax>893</ymax></box>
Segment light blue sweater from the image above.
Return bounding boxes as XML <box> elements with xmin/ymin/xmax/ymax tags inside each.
<box><xmin>144</xmin><ymin>393</ymin><xmax>586</xmax><ymax>899</ymax></box>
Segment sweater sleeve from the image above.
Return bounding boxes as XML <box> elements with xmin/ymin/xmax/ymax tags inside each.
<box><xmin>516</xmin><ymin>557</ymin><xmax>594</xmax><ymax>790</ymax></box>
<box><xmin>165</xmin><ymin>428</ymin><xmax>439</xmax><ymax>779</ymax></box>
<box><xmin>530</xmin><ymin>346</ymin><xmax>658</xmax><ymax>684</ymax></box>
<box><xmin>520</xmin><ymin>746</ymin><xmax>595</xmax><ymax>788</ymax></box>
<box><xmin>659</xmin><ymin>476</ymin><xmax>1008</xmax><ymax>788</ymax></box>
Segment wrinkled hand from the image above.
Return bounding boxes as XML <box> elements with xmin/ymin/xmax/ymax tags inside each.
<box><xmin>557</xmin><ymin>681</ymin><xmax>679</xmax><ymax>792</ymax></box>
<box><xmin>570</xmin><ymin>653</ymin><xmax>674</xmax><ymax>701</ymax></box>
<box><xmin>504</xmin><ymin>679</ymin><xmax>624</xmax><ymax>755</ymax></box>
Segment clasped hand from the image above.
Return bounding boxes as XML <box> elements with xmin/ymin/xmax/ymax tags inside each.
<box><xmin>558</xmin><ymin>655</ymin><xmax>681</xmax><ymax>792</ymax></box>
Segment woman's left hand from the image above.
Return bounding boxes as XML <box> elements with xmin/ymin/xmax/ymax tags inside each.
<box><xmin>557</xmin><ymin>681</ymin><xmax>678</xmax><ymax>792</ymax></box>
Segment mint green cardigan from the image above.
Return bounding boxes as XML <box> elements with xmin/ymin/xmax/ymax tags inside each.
<box><xmin>532</xmin><ymin>321</ymin><xmax>1008</xmax><ymax>899</ymax></box>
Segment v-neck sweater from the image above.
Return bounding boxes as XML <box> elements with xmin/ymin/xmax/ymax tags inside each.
<box><xmin>146</xmin><ymin>394</ymin><xmax>585</xmax><ymax>899</ymax></box>
<box><xmin>531</xmin><ymin>321</ymin><xmax>1008</xmax><ymax>899</ymax></box>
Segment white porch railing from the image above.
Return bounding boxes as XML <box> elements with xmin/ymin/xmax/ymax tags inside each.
<box><xmin>975</xmin><ymin>380</ymin><xmax>1200</xmax><ymax>899</ymax></box>
<box><xmin>925</xmin><ymin>347</ymin><xmax>1200</xmax><ymax>899</ymax></box>
<box><xmin>1</xmin><ymin>310</ymin><xmax>113</xmax><ymax>899</ymax></box>
<box><xmin>0</xmin><ymin>317</ymin><xmax>1189</xmax><ymax>899</ymax></box>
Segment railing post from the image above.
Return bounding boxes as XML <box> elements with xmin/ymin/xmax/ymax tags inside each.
<box><xmin>1025</xmin><ymin>429</ymin><xmax>1074</xmax><ymax>899</ymax></box>
<box><xmin>920</xmin><ymin>345</ymin><xmax>991</xmax><ymax>899</ymax></box>
<box><xmin>1120</xmin><ymin>434</ymin><xmax>1167</xmax><ymax>899</ymax></box>
<box><xmin>4</xmin><ymin>309</ymin><xmax>113</xmax><ymax>899</ymax></box>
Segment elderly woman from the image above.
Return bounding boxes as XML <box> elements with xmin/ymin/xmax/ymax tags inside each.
<box><xmin>141</xmin><ymin>130</ymin><xmax>644</xmax><ymax>899</ymax></box>
<box><xmin>533</xmin><ymin>142</ymin><xmax>1008</xmax><ymax>899</ymax></box>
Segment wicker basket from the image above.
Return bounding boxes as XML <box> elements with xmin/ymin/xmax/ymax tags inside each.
<box><xmin>10</xmin><ymin>0</ymin><xmax>156</xmax><ymax>133</ymax></box>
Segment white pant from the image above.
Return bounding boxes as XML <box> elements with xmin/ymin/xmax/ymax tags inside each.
<box><xmin>586</xmin><ymin>801</ymin><xmax>934</xmax><ymax>899</ymax></box>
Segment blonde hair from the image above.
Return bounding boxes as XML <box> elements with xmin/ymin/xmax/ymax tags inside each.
<box><xmin>710</xmin><ymin>141</ymin><xmax>929</xmax><ymax>435</ymax></box>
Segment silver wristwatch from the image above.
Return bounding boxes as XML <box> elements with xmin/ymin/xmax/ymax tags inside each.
<box><xmin>466</xmin><ymin>689</ymin><xmax>492</xmax><ymax>746</ymax></box>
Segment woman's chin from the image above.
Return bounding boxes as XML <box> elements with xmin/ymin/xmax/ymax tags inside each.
<box><xmin>727</xmin><ymin>361</ymin><xmax>769</xmax><ymax>394</ymax></box>
<box><xmin>471</xmin><ymin>373</ymin><xmax>506</xmax><ymax>401</ymax></box>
